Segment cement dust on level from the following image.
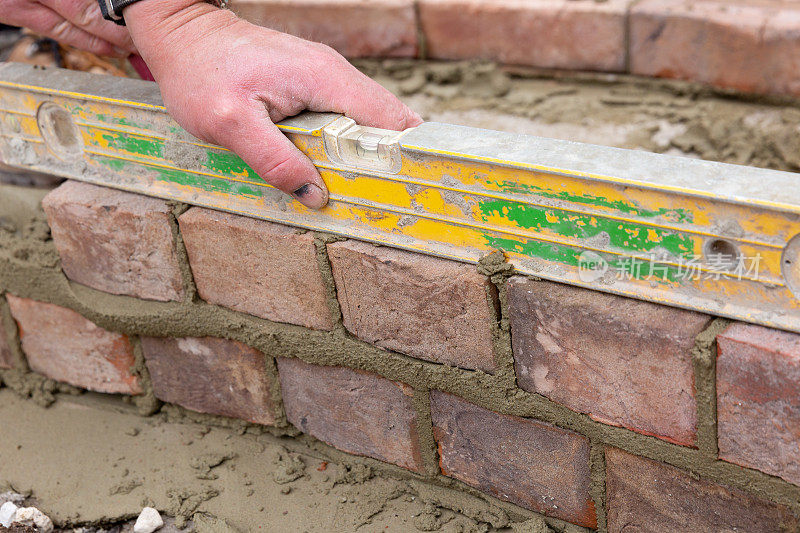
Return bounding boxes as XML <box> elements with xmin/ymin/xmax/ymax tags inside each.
<box><xmin>0</xmin><ymin>389</ymin><xmax>516</xmax><ymax>532</ymax></box>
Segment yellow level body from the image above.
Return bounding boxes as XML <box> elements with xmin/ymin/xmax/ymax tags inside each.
<box><xmin>2</xmin><ymin>63</ymin><xmax>800</xmax><ymax>332</ymax></box>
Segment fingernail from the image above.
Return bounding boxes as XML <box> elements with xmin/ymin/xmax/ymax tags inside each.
<box><xmin>292</xmin><ymin>183</ymin><xmax>328</xmax><ymax>210</ymax></box>
<box><xmin>113</xmin><ymin>46</ymin><xmax>130</xmax><ymax>58</ymax></box>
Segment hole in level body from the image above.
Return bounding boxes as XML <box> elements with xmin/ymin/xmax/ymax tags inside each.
<box><xmin>703</xmin><ymin>238</ymin><xmax>741</xmax><ymax>270</ymax></box>
<box><xmin>36</xmin><ymin>102</ymin><xmax>83</xmax><ymax>160</ymax></box>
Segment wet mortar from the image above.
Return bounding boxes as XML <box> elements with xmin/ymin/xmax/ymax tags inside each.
<box><xmin>3</xmin><ymin>59</ymin><xmax>800</xmax><ymax>532</ymax></box>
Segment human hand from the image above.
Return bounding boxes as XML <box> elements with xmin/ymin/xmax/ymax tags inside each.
<box><xmin>124</xmin><ymin>1</ymin><xmax>422</xmax><ymax>209</ymax></box>
<box><xmin>0</xmin><ymin>0</ymin><xmax>136</xmax><ymax>57</ymax></box>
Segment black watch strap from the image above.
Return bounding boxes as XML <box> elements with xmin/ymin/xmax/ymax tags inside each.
<box><xmin>98</xmin><ymin>0</ymin><xmax>138</xmax><ymax>26</ymax></box>
<box><xmin>98</xmin><ymin>0</ymin><xmax>227</xmax><ymax>26</ymax></box>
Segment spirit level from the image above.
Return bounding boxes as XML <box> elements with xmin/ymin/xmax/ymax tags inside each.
<box><xmin>2</xmin><ymin>63</ymin><xmax>800</xmax><ymax>332</ymax></box>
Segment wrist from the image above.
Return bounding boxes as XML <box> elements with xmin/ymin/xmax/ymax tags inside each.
<box><xmin>124</xmin><ymin>0</ymin><xmax>234</xmax><ymax>72</ymax></box>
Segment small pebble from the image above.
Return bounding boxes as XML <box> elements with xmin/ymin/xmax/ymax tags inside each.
<box><xmin>133</xmin><ymin>506</ymin><xmax>164</xmax><ymax>533</ymax></box>
<box><xmin>0</xmin><ymin>501</ymin><xmax>17</xmax><ymax>527</ymax></box>
<box><xmin>12</xmin><ymin>506</ymin><xmax>54</xmax><ymax>533</ymax></box>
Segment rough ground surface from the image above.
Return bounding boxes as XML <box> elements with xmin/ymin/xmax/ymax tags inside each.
<box><xmin>0</xmin><ymin>389</ymin><xmax>544</xmax><ymax>533</ymax></box>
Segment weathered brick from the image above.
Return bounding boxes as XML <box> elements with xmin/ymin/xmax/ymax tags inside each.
<box><xmin>6</xmin><ymin>295</ymin><xmax>140</xmax><ymax>394</ymax></box>
<box><xmin>430</xmin><ymin>391</ymin><xmax>595</xmax><ymax>527</ymax></box>
<box><xmin>606</xmin><ymin>447</ymin><xmax>799</xmax><ymax>532</ymax></box>
<box><xmin>42</xmin><ymin>180</ymin><xmax>184</xmax><ymax>302</ymax></box>
<box><xmin>0</xmin><ymin>304</ymin><xmax>13</xmax><ymax>369</ymax></box>
<box><xmin>509</xmin><ymin>277</ymin><xmax>709</xmax><ymax>446</ymax></box>
<box><xmin>141</xmin><ymin>336</ymin><xmax>276</xmax><ymax>425</ymax></box>
<box><xmin>327</xmin><ymin>240</ymin><xmax>496</xmax><ymax>371</ymax></box>
<box><xmin>419</xmin><ymin>0</ymin><xmax>628</xmax><ymax>71</ymax></box>
<box><xmin>717</xmin><ymin>323</ymin><xmax>800</xmax><ymax>486</ymax></box>
<box><xmin>630</xmin><ymin>0</ymin><xmax>800</xmax><ymax>97</ymax></box>
<box><xmin>231</xmin><ymin>0</ymin><xmax>417</xmax><ymax>58</ymax></box>
<box><xmin>277</xmin><ymin>357</ymin><xmax>423</xmax><ymax>471</ymax></box>
<box><xmin>178</xmin><ymin>208</ymin><xmax>333</xmax><ymax>330</ymax></box>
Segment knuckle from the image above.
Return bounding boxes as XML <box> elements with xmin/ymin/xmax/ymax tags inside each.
<box><xmin>49</xmin><ymin>19</ymin><xmax>72</xmax><ymax>41</ymax></box>
<box><xmin>258</xmin><ymin>152</ymin><xmax>300</xmax><ymax>190</ymax></box>
<box><xmin>310</xmin><ymin>42</ymin><xmax>345</xmax><ymax>64</ymax></box>
<box><xmin>206</xmin><ymin>96</ymin><xmax>242</xmax><ymax>130</ymax></box>
<box><xmin>77</xmin><ymin>1</ymin><xmax>99</xmax><ymax>27</ymax></box>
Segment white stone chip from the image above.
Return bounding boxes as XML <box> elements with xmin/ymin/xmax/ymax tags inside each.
<box><xmin>12</xmin><ymin>506</ymin><xmax>54</xmax><ymax>533</ymax></box>
<box><xmin>0</xmin><ymin>501</ymin><xmax>17</xmax><ymax>527</ymax></box>
<box><xmin>134</xmin><ymin>506</ymin><xmax>164</xmax><ymax>533</ymax></box>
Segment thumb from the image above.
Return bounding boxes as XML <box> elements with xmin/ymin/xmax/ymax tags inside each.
<box><xmin>216</xmin><ymin>113</ymin><xmax>328</xmax><ymax>210</ymax></box>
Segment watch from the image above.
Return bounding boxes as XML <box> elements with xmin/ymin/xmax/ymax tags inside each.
<box><xmin>98</xmin><ymin>0</ymin><xmax>228</xmax><ymax>26</ymax></box>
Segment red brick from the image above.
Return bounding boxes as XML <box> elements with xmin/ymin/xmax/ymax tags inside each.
<box><xmin>430</xmin><ymin>391</ymin><xmax>595</xmax><ymax>527</ymax></box>
<box><xmin>606</xmin><ymin>447</ymin><xmax>799</xmax><ymax>532</ymax></box>
<box><xmin>509</xmin><ymin>277</ymin><xmax>709</xmax><ymax>446</ymax></box>
<box><xmin>6</xmin><ymin>295</ymin><xmax>140</xmax><ymax>394</ymax></box>
<box><xmin>717</xmin><ymin>323</ymin><xmax>800</xmax><ymax>486</ymax></box>
<box><xmin>418</xmin><ymin>0</ymin><xmax>628</xmax><ymax>71</ymax></box>
<box><xmin>0</xmin><ymin>306</ymin><xmax>13</xmax><ymax>369</ymax></box>
<box><xmin>230</xmin><ymin>0</ymin><xmax>417</xmax><ymax>58</ymax></box>
<box><xmin>328</xmin><ymin>240</ymin><xmax>496</xmax><ymax>372</ymax></box>
<box><xmin>277</xmin><ymin>357</ymin><xmax>423</xmax><ymax>472</ymax></box>
<box><xmin>630</xmin><ymin>0</ymin><xmax>800</xmax><ymax>97</ymax></box>
<box><xmin>141</xmin><ymin>336</ymin><xmax>276</xmax><ymax>425</ymax></box>
<box><xmin>178</xmin><ymin>208</ymin><xmax>333</xmax><ymax>330</ymax></box>
<box><xmin>42</xmin><ymin>181</ymin><xmax>184</xmax><ymax>302</ymax></box>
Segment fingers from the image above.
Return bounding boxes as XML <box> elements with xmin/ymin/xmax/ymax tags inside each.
<box><xmin>215</xmin><ymin>106</ymin><xmax>328</xmax><ymax>210</ymax></box>
<box><xmin>307</xmin><ymin>50</ymin><xmax>423</xmax><ymax>132</ymax></box>
<box><xmin>20</xmin><ymin>3</ymin><xmax>121</xmax><ymax>56</ymax></box>
<box><xmin>44</xmin><ymin>0</ymin><xmax>136</xmax><ymax>53</ymax></box>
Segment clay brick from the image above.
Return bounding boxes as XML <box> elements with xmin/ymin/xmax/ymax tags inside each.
<box><xmin>717</xmin><ymin>323</ymin><xmax>800</xmax><ymax>486</ymax></box>
<box><xmin>231</xmin><ymin>0</ymin><xmax>417</xmax><ymax>58</ymax></box>
<box><xmin>630</xmin><ymin>0</ymin><xmax>800</xmax><ymax>97</ymax></box>
<box><xmin>6</xmin><ymin>295</ymin><xmax>140</xmax><ymax>394</ymax></box>
<box><xmin>42</xmin><ymin>180</ymin><xmax>184</xmax><ymax>302</ymax></box>
<box><xmin>418</xmin><ymin>0</ymin><xmax>628</xmax><ymax>71</ymax></box>
<box><xmin>328</xmin><ymin>240</ymin><xmax>496</xmax><ymax>371</ymax></box>
<box><xmin>509</xmin><ymin>277</ymin><xmax>709</xmax><ymax>446</ymax></box>
<box><xmin>0</xmin><ymin>305</ymin><xmax>13</xmax><ymax>369</ymax></box>
<box><xmin>178</xmin><ymin>208</ymin><xmax>333</xmax><ymax>330</ymax></box>
<box><xmin>606</xmin><ymin>447</ymin><xmax>799</xmax><ymax>532</ymax></box>
<box><xmin>141</xmin><ymin>336</ymin><xmax>276</xmax><ymax>425</ymax></box>
<box><xmin>277</xmin><ymin>357</ymin><xmax>423</xmax><ymax>472</ymax></box>
<box><xmin>430</xmin><ymin>391</ymin><xmax>596</xmax><ymax>527</ymax></box>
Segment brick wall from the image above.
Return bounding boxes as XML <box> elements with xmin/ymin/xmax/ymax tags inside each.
<box><xmin>228</xmin><ymin>0</ymin><xmax>800</xmax><ymax>98</ymax></box>
<box><xmin>3</xmin><ymin>180</ymin><xmax>800</xmax><ymax>531</ymax></box>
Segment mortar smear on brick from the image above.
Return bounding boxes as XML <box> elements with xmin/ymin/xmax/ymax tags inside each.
<box><xmin>430</xmin><ymin>390</ymin><xmax>596</xmax><ymax>528</ymax></box>
<box><xmin>6</xmin><ymin>295</ymin><xmax>141</xmax><ymax>394</ymax></box>
<box><xmin>605</xmin><ymin>447</ymin><xmax>799</xmax><ymax>532</ymax></box>
<box><xmin>328</xmin><ymin>240</ymin><xmax>497</xmax><ymax>372</ymax></box>
<box><xmin>278</xmin><ymin>357</ymin><xmax>424</xmax><ymax>472</ymax></box>
<box><xmin>178</xmin><ymin>208</ymin><xmax>334</xmax><ymax>331</ymax></box>
<box><xmin>508</xmin><ymin>276</ymin><xmax>709</xmax><ymax>446</ymax></box>
<box><xmin>717</xmin><ymin>323</ymin><xmax>800</xmax><ymax>486</ymax></box>
<box><xmin>141</xmin><ymin>336</ymin><xmax>276</xmax><ymax>426</ymax></box>
<box><xmin>42</xmin><ymin>181</ymin><xmax>184</xmax><ymax>302</ymax></box>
